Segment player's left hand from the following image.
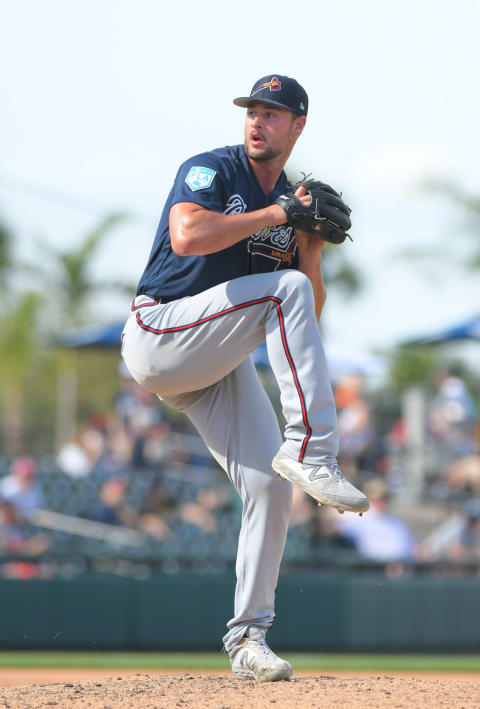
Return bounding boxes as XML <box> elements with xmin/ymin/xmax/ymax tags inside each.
<box><xmin>294</xmin><ymin>185</ymin><xmax>326</xmax><ymax>253</ymax></box>
<box><xmin>275</xmin><ymin>179</ymin><xmax>352</xmax><ymax>244</ymax></box>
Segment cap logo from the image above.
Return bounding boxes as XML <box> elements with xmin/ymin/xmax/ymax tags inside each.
<box><xmin>300</xmin><ymin>102</ymin><xmax>305</xmax><ymax>110</ymax></box>
<box><xmin>252</xmin><ymin>75</ymin><xmax>282</xmax><ymax>95</ymax></box>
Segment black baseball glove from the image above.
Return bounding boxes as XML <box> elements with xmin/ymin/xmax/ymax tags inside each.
<box><xmin>274</xmin><ymin>178</ymin><xmax>352</xmax><ymax>244</ymax></box>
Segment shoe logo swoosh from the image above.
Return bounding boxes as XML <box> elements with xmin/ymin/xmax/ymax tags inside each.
<box><xmin>308</xmin><ymin>468</ymin><xmax>330</xmax><ymax>481</ymax></box>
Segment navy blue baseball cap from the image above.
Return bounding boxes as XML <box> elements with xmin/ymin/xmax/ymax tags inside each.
<box><xmin>233</xmin><ymin>75</ymin><xmax>308</xmax><ymax>117</ymax></box>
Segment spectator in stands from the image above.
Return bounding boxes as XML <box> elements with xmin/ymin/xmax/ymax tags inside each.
<box><xmin>429</xmin><ymin>370</ymin><xmax>476</xmax><ymax>460</ymax></box>
<box><xmin>445</xmin><ymin>455</ymin><xmax>480</xmax><ymax>497</ymax></box>
<box><xmin>334</xmin><ymin>478</ymin><xmax>415</xmax><ymax>562</ymax></box>
<box><xmin>0</xmin><ymin>457</ymin><xmax>45</xmax><ymax>520</ymax></box>
<box><xmin>334</xmin><ymin>374</ymin><xmax>374</xmax><ymax>476</ymax></box>
<box><xmin>0</xmin><ymin>498</ymin><xmax>49</xmax><ymax>556</ymax></box>
<box><xmin>90</xmin><ymin>477</ymin><xmax>134</xmax><ymax>526</ymax></box>
<box><xmin>420</xmin><ymin>498</ymin><xmax>480</xmax><ymax>561</ymax></box>
<box><xmin>138</xmin><ymin>419</ymin><xmax>174</xmax><ymax>467</ymax></box>
<box><xmin>56</xmin><ymin>426</ymin><xmax>106</xmax><ymax>478</ymax></box>
<box><xmin>288</xmin><ymin>487</ymin><xmax>357</xmax><ymax>557</ymax></box>
<box><xmin>90</xmin><ymin>476</ymin><xmax>171</xmax><ymax>541</ymax></box>
<box><xmin>177</xmin><ymin>487</ymin><xmax>232</xmax><ymax>535</ymax></box>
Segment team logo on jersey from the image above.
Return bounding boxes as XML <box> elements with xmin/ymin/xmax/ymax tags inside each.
<box><xmin>252</xmin><ymin>76</ymin><xmax>282</xmax><ymax>94</ymax></box>
<box><xmin>248</xmin><ymin>226</ymin><xmax>297</xmax><ymax>270</ymax></box>
<box><xmin>185</xmin><ymin>166</ymin><xmax>216</xmax><ymax>192</ymax></box>
<box><xmin>224</xmin><ymin>194</ymin><xmax>247</xmax><ymax>215</ymax></box>
<box><xmin>251</xmin><ymin>225</ymin><xmax>292</xmax><ymax>249</ymax></box>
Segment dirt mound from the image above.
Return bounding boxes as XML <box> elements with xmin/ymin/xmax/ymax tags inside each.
<box><xmin>1</xmin><ymin>672</ymin><xmax>480</xmax><ymax>708</ymax></box>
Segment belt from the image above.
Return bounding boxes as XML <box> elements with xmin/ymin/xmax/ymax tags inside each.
<box><xmin>159</xmin><ymin>295</ymin><xmax>182</xmax><ymax>303</ymax></box>
<box><xmin>131</xmin><ymin>294</ymin><xmax>179</xmax><ymax>311</ymax></box>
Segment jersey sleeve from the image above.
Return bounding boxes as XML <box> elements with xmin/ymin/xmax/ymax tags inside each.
<box><xmin>169</xmin><ymin>152</ymin><xmax>229</xmax><ymax>213</ymax></box>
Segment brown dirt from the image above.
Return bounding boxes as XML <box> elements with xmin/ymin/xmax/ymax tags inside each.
<box><xmin>1</xmin><ymin>670</ymin><xmax>480</xmax><ymax>708</ymax></box>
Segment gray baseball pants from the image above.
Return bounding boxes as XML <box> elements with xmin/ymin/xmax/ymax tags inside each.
<box><xmin>121</xmin><ymin>269</ymin><xmax>338</xmax><ymax>651</ymax></box>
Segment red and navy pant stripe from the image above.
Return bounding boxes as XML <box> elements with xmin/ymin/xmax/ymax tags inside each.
<box><xmin>134</xmin><ymin>296</ymin><xmax>312</xmax><ymax>463</ymax></box>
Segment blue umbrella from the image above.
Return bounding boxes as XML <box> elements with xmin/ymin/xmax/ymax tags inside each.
<box><xmin>402</xmin><ymin>314</ymin><xmax>480</xmax><ymax>346</ymax></box>
<box><xmin>59</xmin><ymin>322</ymin><xmax>125</xmax><ymax>348</ymax></box>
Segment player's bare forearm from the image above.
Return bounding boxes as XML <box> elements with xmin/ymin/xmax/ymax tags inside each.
<box><xmin>296</xmin><ymin>230</ymin><xmax>326</xmax><ymax>321</ymax></box>
<box><xmin>169</xmin><ymin>202</ymin><xmax>287</xmax><ymax>256</ymax></box>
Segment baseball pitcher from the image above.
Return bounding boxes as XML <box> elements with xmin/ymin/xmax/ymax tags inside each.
<box><xmin>122</xmin><ymin>74</ymin><xmax>369</xmax><ymax>682</ymax></box>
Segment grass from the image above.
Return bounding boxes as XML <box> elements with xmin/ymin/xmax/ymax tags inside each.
<box><xmin>0</xmin><ymin>652</ymin><xmax>479</xmax><ymax>672</ymax></box>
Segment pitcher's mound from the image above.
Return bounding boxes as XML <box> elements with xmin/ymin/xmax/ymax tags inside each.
<box><xmin>2</xmin><ymin>672</ymin><xmax>480</xmax><ymax>708</ymax></box>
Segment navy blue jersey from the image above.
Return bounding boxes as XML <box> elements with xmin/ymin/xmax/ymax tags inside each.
<box><xmin>137</xmin><ymin>144</ymin><xmax>299</xmax><ymax>300</ymax></box>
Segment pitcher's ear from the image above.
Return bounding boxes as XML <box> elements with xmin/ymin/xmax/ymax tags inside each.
<box><xmin>293</xmin><ymin>115</ymin><xmax>306</xmax><ymax>136</ymax></box>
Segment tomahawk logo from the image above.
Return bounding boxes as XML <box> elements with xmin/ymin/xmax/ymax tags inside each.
<box><xmin>224</xmin><ymin>194</ymin><xmax>247</xmax><ymax>215</ymax></box>
<box><xmin>252</xmin><ymin>76</ymin><xmax>282</xmax><ymax>93</ymax></box>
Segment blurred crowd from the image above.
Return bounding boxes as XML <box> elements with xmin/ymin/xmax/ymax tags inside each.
<box><xmin>0</xmin><ymin>364</ymin><xmax>479</xmax><ymax>579</ymax></box>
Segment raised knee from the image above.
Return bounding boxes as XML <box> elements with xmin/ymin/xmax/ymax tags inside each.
<box><xmin>278</xmin><ymin>269</ymin><xmax>314</xmax><ymax>305</ymax></box>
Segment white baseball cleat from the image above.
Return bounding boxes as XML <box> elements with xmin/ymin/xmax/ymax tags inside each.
<box><xmin>230</xmin><ymin>636</ymin><xmax>293</xmax><ymax>682</ymax></box>
<box><xmin>272</xmin><ymin>451</ymin><xmax>369</xmax><ymax>514</ymax></box>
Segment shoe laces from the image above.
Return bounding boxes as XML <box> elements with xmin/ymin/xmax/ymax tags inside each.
<box><xmin>246</xmin><ymin>639</ymin><xmax>277</xmax><ymax>662</ymax></box>
<box><xmin>258</xmin><ymin>639</ymin><xmax>274</xmax><ymax>654</ymax></box>
<box><xmin>329</xmin><ymin>463</ymin><xmax>345</xmax><ymax>482</ymax></box>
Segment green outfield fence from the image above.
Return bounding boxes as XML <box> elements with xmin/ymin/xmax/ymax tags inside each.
<box><xmin>2</xmin><ymin>572</ymin><xmax>480</xmax><ymax>652</ymax></box>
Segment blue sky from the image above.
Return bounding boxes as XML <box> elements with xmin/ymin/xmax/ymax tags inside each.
<box><xmin>1</xmin><ymin>0</ymin><xmax>478</xmax><ymax>352</ymax></box>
